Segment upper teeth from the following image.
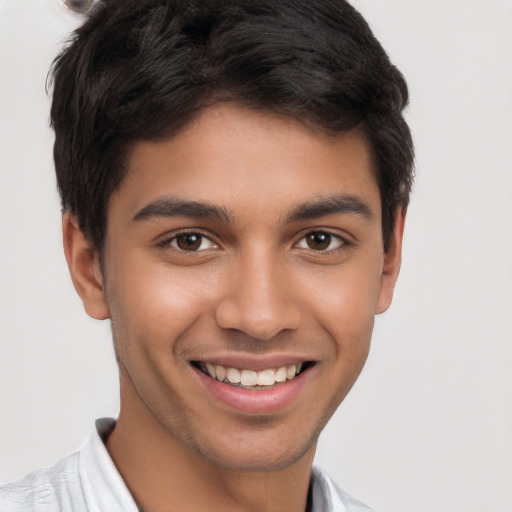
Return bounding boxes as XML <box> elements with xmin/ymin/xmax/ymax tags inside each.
<box><xmin>202</xmin><ymin>362</ymin><xmax>303</xmax><ymax>387</ymax></box>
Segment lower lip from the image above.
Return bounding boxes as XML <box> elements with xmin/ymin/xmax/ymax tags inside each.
<box><xmin>192</xmin><ymin>365</ymin><xmax>314</xmax><ymax>415</ymax></box>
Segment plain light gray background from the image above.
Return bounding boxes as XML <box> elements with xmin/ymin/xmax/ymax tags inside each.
<box><xmin>1</xmin><ymin>1</ymin><xmax>511</xmax><ymax>511</ymax></box>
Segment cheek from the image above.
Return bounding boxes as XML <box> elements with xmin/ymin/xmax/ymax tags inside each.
<box><xmin>105</xmin><ymin>254</ymin><xmax>221</xmax><ymax>347</ymax></box>
<box><xmin>304</xmin><ymin>256</ymin><xmax>383</xmax><ymax>323</ymax></box>
<box><xmin>299</xmin><ymin>254</ymin><xmax>383</xmax><ymax>363</ymax></box>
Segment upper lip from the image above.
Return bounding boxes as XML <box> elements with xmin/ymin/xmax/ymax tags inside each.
<box><xmin>190</xmin><ymin>353</ymin><xmax>317</xmax><ymax>371</ymax></box>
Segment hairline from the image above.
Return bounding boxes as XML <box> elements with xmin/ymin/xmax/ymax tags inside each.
<box><xmin>87</xmin><ymin>107</ymin><xmax>393</xmax><ymax>266</ymax></box>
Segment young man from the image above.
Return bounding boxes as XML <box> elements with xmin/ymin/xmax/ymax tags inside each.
<box><xmin>0</xmin><ymin>0</ymin><xmax>413</xmax><ymax>510</ymax></box>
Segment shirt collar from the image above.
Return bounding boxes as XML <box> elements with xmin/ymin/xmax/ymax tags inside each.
<box><xmin>78</xmin><ymin>418</ymin><xmax>139</xmax><ymax>512</ymax></box>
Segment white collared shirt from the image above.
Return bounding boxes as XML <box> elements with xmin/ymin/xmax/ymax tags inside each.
<box><xmin>0</xmin><ymin>419</ymin><xmax>376</xmax><ymax>512</ymax></box>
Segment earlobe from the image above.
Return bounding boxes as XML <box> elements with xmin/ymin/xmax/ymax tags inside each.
<box><xmin>376</xmin><ymin>207</ymin><xmax>407</xmax><ymax>315</ymax></box>
<box><xmin>62</xmin><ymin>212</ymin><xmax>110</xmax><ymax>320</ymax></box>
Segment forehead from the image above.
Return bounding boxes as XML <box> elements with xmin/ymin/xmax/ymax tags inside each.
<box><xmin>115</xmin><ymin>104</ymin><xmax>380</xmax><ymax>221</ymax></box>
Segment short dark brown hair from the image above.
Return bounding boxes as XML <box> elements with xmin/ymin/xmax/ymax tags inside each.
<box><xmin>50</xmin><ymin>0</ymin><xmax>414</xmax><ymax>253</ymax></box>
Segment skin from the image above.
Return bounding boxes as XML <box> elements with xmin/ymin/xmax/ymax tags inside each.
<box><xmin>63</xmin><ymin>104</ymin><xmax>405</xmax><ymax>512</ymax></box>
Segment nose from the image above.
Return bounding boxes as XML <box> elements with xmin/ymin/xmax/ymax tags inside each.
<box><xmin>214</xmin><ymin>249</ymin><xmax>302</xmax><ymax>340</ymax></box>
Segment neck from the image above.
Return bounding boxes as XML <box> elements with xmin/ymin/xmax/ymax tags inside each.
<box><xmin>106</xmin><ymin>377</ymin><xmax>316</xmax><ymax>512</ymax></box>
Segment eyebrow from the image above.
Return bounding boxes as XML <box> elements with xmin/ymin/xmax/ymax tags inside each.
<box><xmin>284</xmin><ymin>194</ymin><xmax>374</xmax><ymax>223</ymax></box>
<box><xmin>133</xmin><ymin>194</ymin><xmax>373</xmax><ymax>225</ymax></box>
<box><xmin>133</xmin><ymin>197</ymin><xmax>232</xmax><ymax>223</ymax></box>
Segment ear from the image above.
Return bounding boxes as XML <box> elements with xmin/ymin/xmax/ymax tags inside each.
<box><xmin>376</xmin><ymin>207</ymin><xmax>407</xmax><ymax>314</ymax></box>
<box><xmin>62</xmin><ymin>211</ymin><xmax>110</xmax><ymax>320</ymax></box>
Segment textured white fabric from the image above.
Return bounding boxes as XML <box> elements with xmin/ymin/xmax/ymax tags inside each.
<box><xmin>0</xmin><ymin>419</ymin><xmax>376</xmax><ymax>512</ymax></box>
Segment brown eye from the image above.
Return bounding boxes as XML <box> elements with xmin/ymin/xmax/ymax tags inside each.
<box><xmin>176</xmin><ymin>233</ymin><xmax>202</xmax><ymax>251</ymax></box>
<box><xmin>167</xmin><ymin>233</ymin><xmax>218</xmax><ymax>252</ymax></box>
<box><xmin>296</xmin><ymin>231</ymin><xmax>346</xmax><ymax>252</ymax></box>
<box><xmin>306</xmin><ymin>232</ymin><xmax>332</xmax><ymax>251</ymax></box>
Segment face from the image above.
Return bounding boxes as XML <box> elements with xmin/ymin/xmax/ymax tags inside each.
<box><xmin>69</xmin><ymin>104</ymin><xmax>403</xmax><ymax>472</ymax></box>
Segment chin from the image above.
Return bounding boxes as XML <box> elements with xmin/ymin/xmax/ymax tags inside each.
<box><xmin>202</xmin><ymin>448</ymin><xmax>311</xmax><ymax>473</ymax></box>
<box><xmin>188</xmin><ymin>425</ymin><xmax>319</xmax><ymax>473</ymax></box>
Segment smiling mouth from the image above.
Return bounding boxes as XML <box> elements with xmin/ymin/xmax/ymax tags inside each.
<box><xmin>192</xmin><ymin>361</ymin><xmax>314</xmax><ymax>390</ymax></box>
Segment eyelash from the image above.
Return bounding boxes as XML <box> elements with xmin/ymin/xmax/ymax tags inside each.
<box><xmin>295</xmin><ymin>230</ymin><xmax>350</xmax><ymax>253</ymax></box>
<box><xmin>157</xmin><ymin>230</ymin><xmax>219</xmax><ymax>253</ymax></box>
<box><xmin>157</xmin><ymin>230</ymin><xmax>350</xmax><ymax>254</ymax></box>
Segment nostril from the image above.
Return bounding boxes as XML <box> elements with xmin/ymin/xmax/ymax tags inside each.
<box><xmin>214</xmin><ymin>275</ymin><xmax>303</xmax><ymax>339</ymax></box>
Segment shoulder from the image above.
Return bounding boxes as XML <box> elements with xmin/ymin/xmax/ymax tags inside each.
<box><xmin>0</xmin><ymin>452</ymin><xmax>88</xmax><ymax>512</ymax></box>
<box><xmin>311</xmin><ymin>466</ymin><xmax>378</xmax><ymax>512</ymax></box>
